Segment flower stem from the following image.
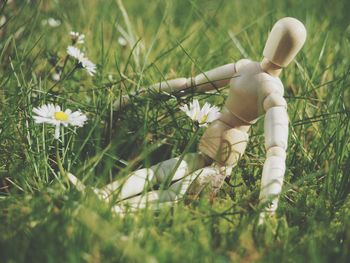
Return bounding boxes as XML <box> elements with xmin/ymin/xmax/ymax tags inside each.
<box><xmin>60</xmin><ymin>54</ymin><xmax>70</xmax><ymax>77</ymax></box>
<box><xmin>56</xmin><ymin>140</ymin><xmax>66</xmax><ymax>178</ymax></box>
<box><xmin>47</xmin><ymin>64</ymin><xmax>78</xmax><ymax>94</ymax></box>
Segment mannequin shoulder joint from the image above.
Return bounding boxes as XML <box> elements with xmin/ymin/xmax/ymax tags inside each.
<box><xmin>263</xmin><ymin>93</ymin><xmax>287</xmax><ymax>112</ymax></box>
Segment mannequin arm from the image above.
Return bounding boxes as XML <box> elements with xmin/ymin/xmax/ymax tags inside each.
<box><xmin>113</xmin><ymin>63</ymin><xmax>236</xmax><ymax>110</ymax></box>
<box><xmin>259</xmin><ymin>95</ymin><xmax>288</xmax><ymax>216</ymax></box>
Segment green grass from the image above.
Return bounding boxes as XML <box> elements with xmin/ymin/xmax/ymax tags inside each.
<box><xmin>1</xmin><ymin>0</ymin><xmax>350</xmax><ymax>262</ymax></box>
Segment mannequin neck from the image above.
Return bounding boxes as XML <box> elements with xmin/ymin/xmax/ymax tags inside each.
<box><xmin>260</xmin><ymin>58</ymin><xmax>282</xmax><ymax>77</ymax></box>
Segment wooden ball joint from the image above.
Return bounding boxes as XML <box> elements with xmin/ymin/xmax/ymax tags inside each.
<box><xmin>69</xmin><ymin>18</ymin><xmax>307</xmax><ymax>218</ymax></box>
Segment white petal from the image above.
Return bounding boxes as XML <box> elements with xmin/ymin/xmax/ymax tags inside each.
<box><xmin>54</xmin><ymin>125</ymin><xmax>60</xmax><ymax>139</ymax></box>
<box><xmin>55</xmin><ymin>105</ymin><xmax>61</xmax><ymax>112</ymax></box>
<box><xmin>80</xmin><ymin>57</ymin><xmax>96</xmax><ymax>76</ymax></box>
<box><xmin>47</xmin><ymin>104</ymin><xmax>56</xmax><ymax>117</ymax></box>
<box><xmin>67</xmin><ymin>46</ymin><xmax>96</xmax><ymax>76</ymax></box>
<box><xmin>33</xmin><ymin>116</ymin><xmax>51</xmax><ymax>123</ymax></box>
<box><xmin>193</xmin><ymin>99</ymin><xmax>200</xmax><ymax>112</ymax></box>
<box><xmin>70</xmin><ymin>32</ymin><xmax>85</xmax><ymax>44</ymax></box>
<box><xmin>33</xmin><ymin>104</ymin><xmax>58</xmax><ymax>120</ymax></box>
<box><xmin>77</xmin><ymin>35</ymin><xmax>85</xmax><ymax>44</ymax></box>
<box><xmin>206</xmin><ymin>108</ymin><xmax>220</xmax><ymax>123</ymax></box>
<box><xmin>47</xmin><ymin>18</ymin><xmax>61</xmax><ymax>27</ymax></box>
<box><xmin>67</xmin><ymin>46</ymin><xmax>84</xmax><ymax>61</ymax></box>
<box><xmin>68</xmin><ymin>111</ymin><xmax>87</xmax><ymax>127</ymax></box>
<box><xmin>33</xmin><ymin>107</ymin><xmax>45</xmax><ymax>117</ymax></box>
<box><xmin>118</xmin><ymin>36</ymin><xmax>127</xmax><ymax>46</ymax></box>
<box><xmin>201</xmin><ymin>102</ymin><xmax>211</xmax><ymax>115</ymax></box>
<box><xmin>180</xmin><ymin>99</ymin><xmax>220</xmax><ymax>125</ymax></box>
<box><xmin>197</xmin><ymin>111</ymin><xmax>205</xmax><ymax>124</ymax></box>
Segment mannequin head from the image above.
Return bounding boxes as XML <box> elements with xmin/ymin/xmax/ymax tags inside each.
<box><xmin>261</xmin><ymin>17</ymin><xmax>307</xmax><ymax>76</ymax></box>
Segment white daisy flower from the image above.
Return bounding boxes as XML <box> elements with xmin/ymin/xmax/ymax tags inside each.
<box><xmin>117</xmin><ymin>36</ymin><xmax>127</xmax><ymax>47</ymax></box>
<box><xmin>33</xmin><ymin>104</ymin><xmax>87</xmax><ymax>139</ymax></box>
<box><xmin>41</xmin><ymin>18</ymin><xmax>61</xmax><ymax>27</ymax></box>
<box><xmin>0</xmin><ymin>16</ymin><xmax>6</xmax><ymax>27</ymax></box>
<box><xmin>51</xmin><ymin>69</ymin><xmax>62</xmax><ymax>81</ymax></box>
<box><xmin>52</xmin><ymin>72</ymin><xmax>61</xmax><ymax>81</ymax></box>
<box><xmin>70</xmin><ymin>31</ymin><xmax>85</xmax><ymax>45</ymax></box>
<box><xmin>67</xmin><ymin>45</ymin><xmax>85</xmax><ymax>61</ymax></box>
<box><xmin>66</xmin><ymin>46</ymin><xmax>96</xmax><ymax>76</ymax></box>
<box><xmin>180</xmin><ymin>99</ymin><xmax>220</xmax><ymax>127</ymax></box>
<box><xmin>48</xmin><ymin>18</ymin><xmax>61</xmax><ymax>27</ymax></box>
<box><xmin>80</xmin><ymin>57</ymin><xmax>96</xmax><ymax>76</ymax></box>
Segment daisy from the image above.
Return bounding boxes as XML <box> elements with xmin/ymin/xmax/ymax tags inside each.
<box><xmin>66</xmin><ymin>46</ymin><xmax>96</xmax><ymax>76</ymax></box>
<box><xmin>180</xmin><ymin>99</ymin><xmax>220</xmax><ymax>127</ymax></box>
<box><xmin>70</xmin><ymin>31</ymin><xmax>85</xmax><ymax>45</ymax></box>
<box><xmin>117</xmin><ymin>36</ymin><xmax>127</xmax><ymax>47</ymax></box>
<box><xmin>47</xmin><ymin>18</ymin><xmax>61</xmax><ymax>27</ymax></box>
<box><xmin>33</xmin><ymin>104</ymin><xmax>87</xmax><ymax>139</ymax></box>
<box><xmin>52</xmin><ymin>73</ymin><xmax>60</xmax><ymax>81</ymax></box>
<box><xmin>80</xmin><ymin>57</ymin><xmax>96</xmax><ymax>76</ymax></box>
<box><xmin>66</xmin><ymin>45</ymin><xmax>85</xmax><ymax>61</ymax></box>
<box><xmin>42</xmin><ymin>18</ymin><xmax>61</xmax><ymax>27</ymax></box>
<box><xmin>0</xmin><ymin>16</ymin><xmax>6</xmax><ymax>27</ymax></box>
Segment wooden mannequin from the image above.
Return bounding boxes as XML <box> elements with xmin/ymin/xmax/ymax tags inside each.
<box><xmin>68</xmin><ymin>17</ymin><xmax>307</xmax><ymax>218</ymax></box>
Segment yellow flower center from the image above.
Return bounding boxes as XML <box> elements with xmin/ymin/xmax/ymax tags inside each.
<box><xmin>200</xmin><ymin>115</ymin><xmax>207</xmax><ymax>124</ymax></box>
<box><xmin>54</xmin><ymin>111</ymin><xmax>69</xmax><ymax>121</ymax></box>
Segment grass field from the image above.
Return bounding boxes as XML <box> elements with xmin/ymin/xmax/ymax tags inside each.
<box><xmin>1</xmin><ymin>0</ymin><xmax>350</xmax><ymax>262</ymax></box>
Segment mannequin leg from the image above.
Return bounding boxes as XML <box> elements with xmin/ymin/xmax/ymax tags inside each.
<box><xmin>67</xmin><ymin>153</ymin><xmax>209</xmax><ymax>201</ymax></box>
<box><xmin>187</xmin><ymin>163</ymin><xmax>233</xmax><ymax>201</ymax></box>
<box><xmin>111</xmin><ymin>166</ymin><xmax>222</xmax><ymax>213</ymax></box>
<box><xmin>111</xmin><ymin>163</ymin><xmax>237</xmax><ymax>213</ymax></box>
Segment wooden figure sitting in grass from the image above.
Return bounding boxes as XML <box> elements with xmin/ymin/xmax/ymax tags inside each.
<box><xmin>67</xmin><ymin>17</ymin><xmax>307</xmax><ymax>221</ymax></box>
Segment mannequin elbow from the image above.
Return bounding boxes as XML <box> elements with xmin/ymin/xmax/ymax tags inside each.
<box><xmin>266</xmin><ymin>146</ymin><xmax>286</xmax><ymax>159</ymax></box>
